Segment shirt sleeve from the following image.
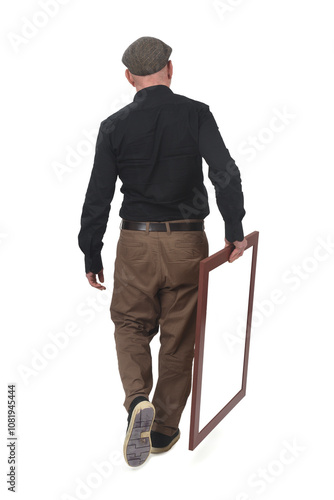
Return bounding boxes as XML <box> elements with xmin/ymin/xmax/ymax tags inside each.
<box><xmin>78</xmin><ymin>120</ymin><xmax>117</xmax><ymax>274</ymax></box>
<box><xmin>198</xmin><ymin>105</ymin><xmax>246</xmax><ymax>242</ymax></box>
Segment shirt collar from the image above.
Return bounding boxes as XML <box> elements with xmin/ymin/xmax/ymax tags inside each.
<box><xmin>133</xmin><ymin>84</ymin><xmax>173</xmax><ymax>103</ymax></box>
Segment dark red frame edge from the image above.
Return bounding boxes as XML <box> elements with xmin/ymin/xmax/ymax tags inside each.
<box><xmin>189</xmin><ymin>231</ymin><xmax>259</xmax><ymax>451</ymax></box>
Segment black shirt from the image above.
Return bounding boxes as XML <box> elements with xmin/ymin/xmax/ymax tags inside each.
<box><xmin>78</xmin><ymin>84</ymin><xmax>246</xmax><ymax>274</ymax></box>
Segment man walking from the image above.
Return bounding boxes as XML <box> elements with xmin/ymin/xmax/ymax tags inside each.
<box><xmin>78</xmin><ymin>36</ymin><xmax>247</xmax><ymax>467</ymax></box>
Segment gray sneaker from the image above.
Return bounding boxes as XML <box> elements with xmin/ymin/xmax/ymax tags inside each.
<box><xmin>123</xmin><ymin>398</ymin><xmax>155</xmax><ymax>467</ymax></box>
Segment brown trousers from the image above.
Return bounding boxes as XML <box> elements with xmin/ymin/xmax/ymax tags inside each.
<box><xmin>110</xmin><ymin>219</ymin><xmax>209</xmax><ymax>436</ymax></box>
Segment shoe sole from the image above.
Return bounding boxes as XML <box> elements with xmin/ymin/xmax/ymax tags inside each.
<box><xmin>151</xmin><ymin>431</ymin><xmax>181</xmax><ymax>454</ymax></box>
<box><xmin>123</xmin><ymin>401</ymin><xmax>155</xmax><ymax>467</ymax></box>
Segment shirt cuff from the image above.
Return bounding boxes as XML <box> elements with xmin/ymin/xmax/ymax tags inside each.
<box><xmin>225</xmin><ymin>221</ymin><xmax>245</xmax><ymax>243</ymax></box>
<box><xmin>85</xmin><ymin>253</ymin><xmax>103</xmax><ymax>274</ymax></box>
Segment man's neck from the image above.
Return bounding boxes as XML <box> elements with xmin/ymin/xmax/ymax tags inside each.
<box><xmin>135</xmin><ymin>82</ymin><xmax>170</xmax><ymax>92</ymax></box>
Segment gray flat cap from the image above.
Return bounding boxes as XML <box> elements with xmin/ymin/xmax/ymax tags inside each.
<box><xmin>122</xmin><ymin>36</ymin><xmax>172</xmax><ymax>76</ymax></box>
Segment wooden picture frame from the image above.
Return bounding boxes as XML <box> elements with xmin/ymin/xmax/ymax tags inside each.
<box><xmin>189</xmin><ymin>231</ymin><xmax>259</xmax><ymax>450</ymax></box>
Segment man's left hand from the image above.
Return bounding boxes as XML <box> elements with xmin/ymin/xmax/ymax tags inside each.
<box><xmin>86</xmin><ymin>268</ymin><xmax>106</xmax><ymax>290</ymax></box>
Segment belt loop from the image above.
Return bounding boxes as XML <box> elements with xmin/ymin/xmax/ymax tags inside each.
<box><xmin>166</xmin><ymin>221</ymin><xmax>171</xmax><ymax>235</ymax></box>
<box><xmin>145</xmin><ymin>222</ymin><xmax>149</xmax><ymax>235</ymax></box>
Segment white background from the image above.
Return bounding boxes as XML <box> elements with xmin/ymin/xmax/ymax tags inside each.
<box><xmin>1</xmin><ymin>0</ymin><xmax>333</xmax><ymax>498</ymax></box>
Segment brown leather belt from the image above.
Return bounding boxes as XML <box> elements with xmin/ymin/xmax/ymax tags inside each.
<box><xmin>121</xmin><ymin>220</ymin><xmax>204</xmax><ymax>232</ymax></box>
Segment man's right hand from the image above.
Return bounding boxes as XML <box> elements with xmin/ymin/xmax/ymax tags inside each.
<box><xmin>224</xmin><ymin>237</ymin><xmax>248</xmax><ymax>263</ymax></box>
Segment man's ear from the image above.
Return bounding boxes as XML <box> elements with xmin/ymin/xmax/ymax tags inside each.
<box><xmin>167</xmin><ymin>60</ymin><xmax>173</xmax><ymax>79</ymax></box>
<box><xmin>125</xmin><ymin>69</ymin><xmax>135</xmax><ymax>87</ymax></box>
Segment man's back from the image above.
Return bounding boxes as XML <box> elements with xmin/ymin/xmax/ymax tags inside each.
<box><xmin>80</xmin><ymin>83</ymin><xmax>245</xmax><ymax>273</ymax></box>
<box><xmin>101</xmin><ymin>84</ymin><xmax>210</xmax><ymax>221</ymax></box>
<box><xmin>79</xmin><ymin>83</ymin><xmax>245</xmax><ymax>274</ymax></box>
